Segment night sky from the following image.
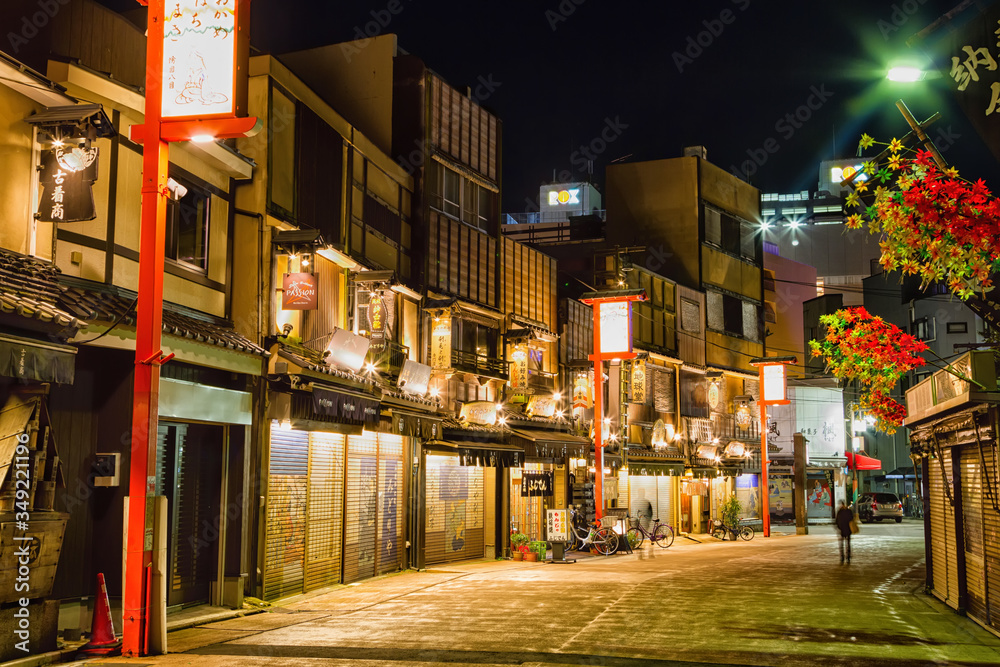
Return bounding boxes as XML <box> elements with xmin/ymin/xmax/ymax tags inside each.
<box><xmin>96</xmin><ymin>0</ymin><xmax>1000</xmax><ymax>212</ymax></box>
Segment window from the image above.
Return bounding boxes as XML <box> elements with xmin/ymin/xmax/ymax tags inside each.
<box><xmin>165</xmin><ymin>175</ymin><xmax>209</xmax><ymax>271</ymax></box>
<box><xmin>428</xmin><ymin>162</ymin><xmax>498</xmax><ymax>234</ymax></box>
<box><xmin>707</xmin><ymin>291</ymin><xmax>759</xmax><ymax>341</ymax></box>
<box><xmin>681</xmin><ymin>298</ymin><xmax>701</xmax><ymax>334</ymax></box>
<box><xmin>442</xmin><ymin>168</ymin><xmax>460</xmax><ymax>218</ymax></box>
<box><xmin>912</xmin><ymin>317</ymin><xmax>936</xmax><ymax>342</ymax></box>
<box><xmin>452</xmin><ymin>318</ymin><xmax>498</xmax><ymax>358</ymax></box>
<box><xmin>704</xmin><ymin>205</ymin><xmax>758</xmax><ymax>261</ymax></box>
<box><xmin>947</xmin><ymin>322</ymin><xmax>968</xmax><ymax>334</ymax></box>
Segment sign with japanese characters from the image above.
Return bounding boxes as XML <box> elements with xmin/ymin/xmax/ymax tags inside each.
<box><xmin>525</xmin><ymin>395</ymin><xmax>556</xmax><ymax>418</ymax></box>
<box><xmin>459</xmin><ymin>401</ymin><xmax>497</xmax><ymax>426</ymax></box>
<box><xmin>572</xmin><ymin>371</ymin><xmax>592</xmax><ymax>412</ymax></box>
<box><xmin>937</xmin><ymin>4</ymin><xmax>1000</xmax><ymax>162</ymax></box>
<box><xmin>161</xmin><ymin>0</ymin><xmax>249</xmax><ymax>120</ymax></box>
<box><xmin>430</xmin><ymin>312</ymin><xmax>451</xmax><ymax>369</ymax></box>
<box><xmin>282</xmin><ymin>272</ymin><xmax>317</xmax><ymax>310</ymax></box>
<box><xmin>546</xmin><ymin>508</ymin><xmax>568</xmax><ymax>541</ymax></box>
<box><xmin>598</xmin><ymin>300</ymin><xmax>632</xmax><ymax>356</ymax></box>
<box><xmin>37</xmin><ymin>148</ymin><xmax>98</xmax><ymax>222</ymax></box>
<box><xmin>367</xmin><ymin>291</ymin><xmax>392</xmax><ymax>352</ymax></box>
<box><xmin>521</xmin><ymin>472</ymin><xmax>553</xmax><ymax>497</ymax></box>
<box><xmin>510</xmin><ymin>345</ymin><xmax>528</xmax><ymax>391</ymax></box>
<box><xmin>631</xmin><ymin>358</ymin><xmax>646</xmax><ymax>404</ymax></box>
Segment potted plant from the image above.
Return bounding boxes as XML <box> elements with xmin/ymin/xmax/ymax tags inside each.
<box><xmin>529</xmin><ymin>540</ymin><xmax>547</xmax><ymax>562</ymax></box>
<box><xmin>522</xmin><ymin>544</ymin><xmax>537</xmax><ymax>562</ymax></box>
<box><xmin>510</xmin><ymin>531</ymin><xmax>529</xmax><ymax>560</ymax></box>
<box><xmin>719</xmin><ymin>495</ymin><xmax>743</xmax><ymax>541</ymax></box>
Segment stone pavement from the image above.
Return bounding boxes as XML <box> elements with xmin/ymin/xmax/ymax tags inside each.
<box><xmin>68</xmin><ymin>521</ymin><xmax>1000</xmax><ymax>666</ymax></box>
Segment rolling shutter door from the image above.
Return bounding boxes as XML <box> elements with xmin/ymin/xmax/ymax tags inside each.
<box><xmin>425</xmin><ymin>455</ymin><xmax>485</xmax><ymax>565</ymax></box>
<box><xmin>344</xmin><ymin>432</ymin><xmax>379</xmax><ymax>583</ymax></box>
<box><xmin>944</xmin><ymin>447</ymin><xmax>961</xmax><ymax>611</ymax></box>
<box><xmin>982</xmin><ymin>442</ymin><xmax>1000</xmax><ymax>631</ymax></box>
<box><xmin>628</xmin><ymin>476</ymin><xmax>675</xmax><ymax>532</ymax></box>
<box><xmin>377</xmin><ymin>434</ymin><xmax>405</xmax><ymax>575</ymax></box>
<box><xmin>304</xmin><ymin>432</ymin><xmax>345</xmax><ymax>592</ymax></box>
<box><xmin>264</xmin><ymin>425</ymin><xmax>308</xmax><ymax>601</ymax></box>
<box><xmin>928</xmin><ymin>450</ymin><xmax>950</xmax><ymax>606</ymax></box>
<box><xmin>657</xmin><ymin>477</ymin><xmax>676</xmax><ymax>529</ymax></box>
<box><xmin>961</xmin><ymin>445</ymin><xmax>987</xmax><ymax>624</ymax></box>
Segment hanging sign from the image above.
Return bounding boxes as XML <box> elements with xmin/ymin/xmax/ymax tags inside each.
<box><xmin>598</xmin><ymin>301</ymin><xmax>632</xmax><ymax>355</ymax></box>
<box><xmin>736</xmin><ymin>404</ymin><xmax>753</xmax><ymax>428</ymax></box>
<box><xmin>572</xmin><ymin>371</ymin><xmax>593</xmax><ymax>413</ymax></box>
<box><xmin>510</xmin><ymin>345</ymin><xmax>529</xmax><ymax>391</ymax></box>
<box><xmin>631</xmin><ymin>358</ymin><xmax>646</xmax><ymax>404</ymax></box>
<box><xmin>546</xmin><ymin>508</ymin><xmax>569</xmax><ymax>541</ymax></box>
<box><xmin>312</xmin><ymin>387</ymin><xmax>381</xmax><ymax>427</ymax></box>
<box><xmin>282</xmin><ymin>272</ymin><xmax>317</xmax><ymax>310</ymax></box>
<box><xmin>37</xmin><ymin>148</ymin><xmax>99</xmax><ymax>222</ymax></box>
<box><xmin>521</xmin><ymin>472</ymin><xmax>554</xmax><ymax>497</ymax></box>
<box><xmin>708</xmin><ymin>381</ymin><xmax>720</xmax><ymax>410</ymax></box>
<box><xmin>368</xmin><ymin>291</ymin><xmax>389</xmax><ymax>351</ymax></box>
<box><xmin>430</xmin><ymin>312</ymin><xmax>451</xmax><ymax>369</ymax></box>
<box><xmin>459</xmin><ymin>400</ymin><xmax>497</xmax><ymax>426</ymax></box>
<box><xmin>526</xmin><ymin>395</ymin><xmax>556</xmax><ymax>418</ymax></box>
<box><xmin>161</xmin><ymin>0</ymin><xmax>249</xmax><ymax>120</ymax></box>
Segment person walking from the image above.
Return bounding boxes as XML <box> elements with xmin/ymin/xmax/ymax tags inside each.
<box><xmin>835</xmin><ymin>500</ymin><xmax>854</xmax><ymax>564</ymax></box>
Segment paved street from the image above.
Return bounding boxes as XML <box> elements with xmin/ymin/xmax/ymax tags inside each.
<box><xmin>80</xmin><ymin>521</ymin><xmax>1000</xmax><ymax>666</ymax></box>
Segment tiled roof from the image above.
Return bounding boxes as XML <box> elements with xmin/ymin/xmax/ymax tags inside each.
<box><xmin>58</xmin><ymin>285</ymin><xmax>267</xmax><ymax>356</ymax></box>
<box><xmin>0</xmin><ymin>250</ymin><xmax>84</xmax><ymax>330</ymax></box>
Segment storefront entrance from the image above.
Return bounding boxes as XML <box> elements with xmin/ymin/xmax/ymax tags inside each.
<box><xmin>424</xmin><ymin>454</ymin><xmax>485</xmax><ymax>565</ymax></box>
<box><xmin>155</xmin><ymin>423</ymin><xmax>224</xmax><ymax>608</ymax></box>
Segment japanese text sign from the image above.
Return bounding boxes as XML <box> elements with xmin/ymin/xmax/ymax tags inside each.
<box><xmin>547</xmin><ymin>509</ymin><xmax>568</xmax><ymax>542</ymax></box>
<box><xmin>760</xmin><ymin>363</ymin><xmax>788</xmax><ymax>404</ymax></box>
<box><xmin>161</xmin><ymin>0</ymin><xmax>248</xmax><ymax>120</ymax></box>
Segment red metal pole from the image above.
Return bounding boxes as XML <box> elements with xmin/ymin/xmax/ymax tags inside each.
<box><xmin>124</xmin><ymin>0</ymin><xmax>167</xmax><ymax>656</ymax></box>
<box><xmin>592</xmin><ymin>305</ymin><xmax>603</xmax><ymax>522</ymax></box>
<box><xmin>760</xmin><ymin>402</ymin><xmax>770</xmax><ymax>538</ymax></box>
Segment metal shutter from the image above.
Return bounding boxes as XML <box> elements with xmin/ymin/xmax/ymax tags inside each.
<box><xmin>510</xmin><ymin>464</ymin><xmax>544</xmax><ymax>542</ymax></box>
<box><xmin>928</xmin><ymin>447</ymin><xmax>960</xmax><ymax>609</ymax></box>
<box><xmin>344</xmin><ymin>432</ymin><xmax>379</xmax><ymax>583</ymax></box>
<box><xmin>377</xmin><ymin>434</ymin><xmax>404</xmax><ymax>575</ymax></box>
<box><xmin>657</xmin><ymin>477</ymin><xmax>676</xmax><ymax>529</ymax></box>
<box><xmin>627</xmin><ymin>475</ymin><xmax>675</xmax><ymax>532</ymax></box>
<box><xmin>305</xmin><ymin>432</ymin><xmax>345</xmax><ymax>592</ymax></box>
<box><xmin>961</xmin><ymin>445</ymin><xmax>987</xmax><ymax>623</ymax></box>
<box><xmin>982</xmin><ymin>442</ymin><xmax>1000</xmax><ymax>631</ymax></box>
<box><xmin>425</xmin><ymin>455</ymin><xmax>485</xmax><ymax>565</ymax></box>
<box><xmin>264</xmin><ymin>424</ymin><xmax>308</xmax><ymax>601</ymax></box>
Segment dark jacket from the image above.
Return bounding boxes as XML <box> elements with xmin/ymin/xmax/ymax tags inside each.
<box><xmin>836</xmin><ymin>506</ymin><xmax>854</xmax><ymax>537</ymax></box>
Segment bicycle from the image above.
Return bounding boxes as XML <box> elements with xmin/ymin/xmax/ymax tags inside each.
<box><xmin>711</xmin><ymin>518</ymin><xmax>754</xmax><ymax>541</ymax></box>
<box><xmin>566</xmin><ymin>506</ymin><xmax>619</xmax><ymax>555</ymax></box>
<box><xmin>624</xmin><ymin>514</ymin><xmax>675</xmax><ymax>549</ymax></box>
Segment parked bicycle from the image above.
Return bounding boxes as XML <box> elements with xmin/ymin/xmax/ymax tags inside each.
<box><xmin>624</xmin><ymin>514</ymin><xmax>675</xmax><ymax>549</ymax></box>
<box><xmin>567</xmin><ymin>506</ymin><xmax>619</xmax><ymax>555</ymax></box>
<box><xmin>711</xmin><ymin>518</ymin><xmax>754</xmax><ymax>541</ymax></box>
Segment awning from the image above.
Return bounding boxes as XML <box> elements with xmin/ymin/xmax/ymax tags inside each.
<box><xmin>846</xmin><ymin>452</ymin><xmax>882</xmax><ymax>471</ymax></box>
<box><xmin>311</xmin><ymin>386</ymin><xmax>380</xmax><ymax>428</ymax></box>
<box><xmin>385</xmin><ymin>410</ymin><xmax>443</xmax><ymax>440</ymax></box>
<box><xmin>627</xmin><ymin>460</ymin><xmax>685</xmax><ymax>476</ymax></box>
<box><xmin>424</xmin><ymin>440</ymin><xmax>524</xmax><ymax>468</ymax></box>
<box><xmin>0</xmin><ymin>334</ymin><xmax>76</xmax><ymax>384</ymax></box>
<box><xmin>509</xmin><ymin>428</ymin><xmax>590</xmax><ymax>459</ymax></box>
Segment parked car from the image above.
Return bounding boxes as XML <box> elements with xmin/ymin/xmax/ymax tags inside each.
<box><xmin>857</xmin><ymin>492</ymin><xmax>904</xmax><ymax>523</ymax></box>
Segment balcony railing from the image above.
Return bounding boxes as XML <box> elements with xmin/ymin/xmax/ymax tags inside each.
<box><xmin>451</xmin><ymin>349</ymin><xmax>508</xmax><ymax>379</ymax></box>
<box><xmin>366</xmin><ymin>340</ymin><xmax>409</xmax><ymax>379</ymax></box>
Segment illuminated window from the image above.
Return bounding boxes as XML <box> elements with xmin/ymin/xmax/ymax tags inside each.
<box><xmin>947</xmin><ymin>322</ymin><xmax>968</xmax><ymax>334</ymax></box>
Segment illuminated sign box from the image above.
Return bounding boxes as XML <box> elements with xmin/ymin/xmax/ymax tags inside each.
<box><xmin>598</xmin><ymin>301</ymin><xmax>632</xmax><ymax>356</ymax></box>
<box><xmin>161</xmin><ymin>0</ymin><xmax>250</xmax><ymax>121</ymax></box>
<box><xmin>761</xmin><ymin>364</ymin><xmax>788</xmax><ymax>404</ymax></box>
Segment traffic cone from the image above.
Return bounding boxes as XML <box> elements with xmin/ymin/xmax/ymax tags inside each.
<box><xmin>77</xmin><ymin>573</ymin><xmax>121</xmax><ymax>656</ymax></box>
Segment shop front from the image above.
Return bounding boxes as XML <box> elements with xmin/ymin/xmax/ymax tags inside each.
<box><xmin>263</xmin><ymin>374</ymin><xmax>413</xmax><ymax>600</ymax></box>
<box><xmin>507</xmin><ymin>427</ymin><xmax>590</xmax><ymax>543</ymax></box>
<box><xmin>620</xmin><ymin>457</ymin><xmax>684</xmax><ymax>533</ymax></box>
<box><xmin>419</xmin><ymin>437</ymin><xmax>519</xmax><ymax>566</ymax></box>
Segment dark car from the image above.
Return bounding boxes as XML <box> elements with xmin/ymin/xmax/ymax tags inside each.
<box><xmin>857</xmin><ymin>492</ymin><xmax>904</xmax><ymax>523</ymax></box>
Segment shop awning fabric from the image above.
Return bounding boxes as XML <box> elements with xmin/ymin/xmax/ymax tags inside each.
<box><xmin>627</xmin><ymin>460</ymin><xmax>685</xmax><ymax>476</ymax></box>
<box><xmin>311</xmin><ymin>386</ymin><xmax>380</xmax><ymax>427</ymax></box>
<box><xmin>0</xmin><ymin>334</ymin><xmax>76</xmax><ymax>384</ymax></box>
<box><xmin>509</xmin><ymin>428</ymin><xmax>590</xmax><ymax>459</ymax></box>
<box><xmin>425</xmin><ymin>440</ymin><xmax>523</xmax><ymax>468</ymax></box>
<box><xmin>846</xmin><ymin>452</ymin><xmax>882</xmax><ymax>471</ymax></box>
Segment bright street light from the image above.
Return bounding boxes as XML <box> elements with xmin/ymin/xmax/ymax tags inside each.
<box><xmin>887</xmin><ymin>66</ymin><xmax>925</xmax><ymax>82</ymax></box>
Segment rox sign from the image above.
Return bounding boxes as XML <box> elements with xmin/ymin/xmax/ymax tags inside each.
<box><xmin>548</xmin><ymin>188</ymin><xmax>581</xmax><ymax>206</ymax></box>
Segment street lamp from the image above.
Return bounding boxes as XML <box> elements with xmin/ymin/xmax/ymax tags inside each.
<box><xmin>887</xmin><ymin>66</ymin><xmax>925</xmax><ymax>82</ymax></box>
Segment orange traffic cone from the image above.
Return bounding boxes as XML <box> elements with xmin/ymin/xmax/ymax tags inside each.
<box><xmin>77</xmin><ymin>573</ymin><xmax>121</xmax><ymax>656</ymax></box>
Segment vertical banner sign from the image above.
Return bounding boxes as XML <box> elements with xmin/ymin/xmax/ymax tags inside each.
<box><xmin>430</xmin><ymin>312</ymin><xmax>451</xmax><ymax>369</ymax></box>
<box><xmin>282</xmin><ymin>273</ymin><xmax>318</xmax><ymax>310</ymax></box>
<box><xmin>631</xmin><ymin>358</ymin><xmax>646</xmax><ymax>404</ymax></box>
<box><xmin>368</xmin><ymin>292</ymin><xmax>387</xmax><ymax>352</ymax></box>
<box><xmin>162</xmin><ymin>0</ymin><xmax>247</xmax><ymax>120</ymax></box>
<box><xmin>761</xmin><ymin>364</ymin><xmax>787</xmax><ymax>403</ymax></box>
<box><xmin>510</xmin><ymin>345</ymin><xmax>528</xmax><ymax>391</ymax></box>
<box><xmin>598</xmin><ymin>301</ymin><xmax>632</xmax><ymax>355</ymax></box>
<box><xmin>37</xmin><ymin>149</ymin><xmax>99</xmax><ymax>222</ymax></box>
